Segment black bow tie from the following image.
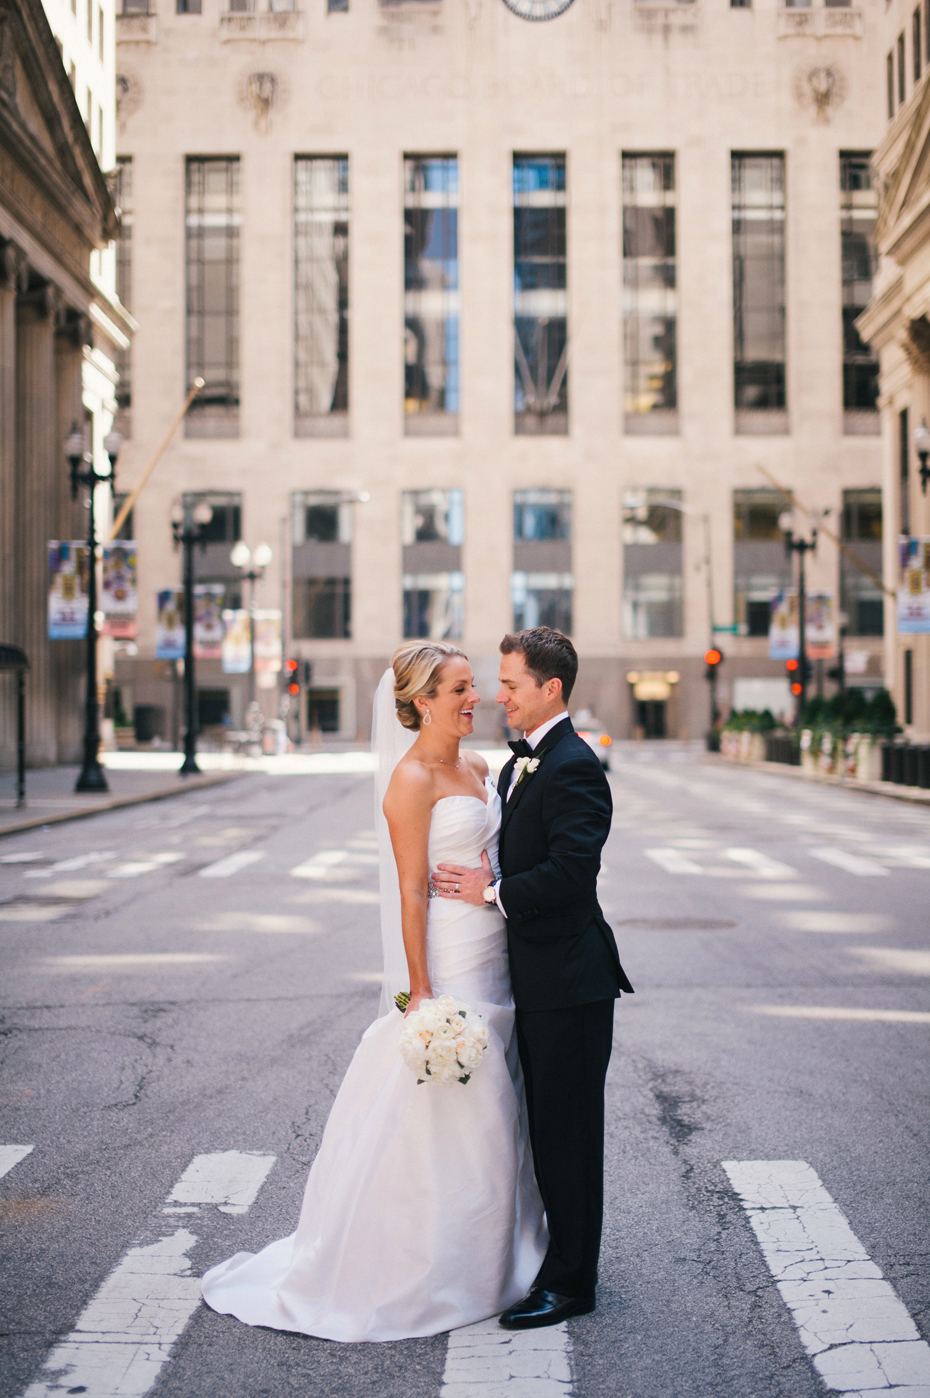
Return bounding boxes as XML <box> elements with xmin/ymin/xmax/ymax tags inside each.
<box><xmin>508</xmin><ymin>739</ymin><xmax>533</xmax><ymax>759</ymax></box>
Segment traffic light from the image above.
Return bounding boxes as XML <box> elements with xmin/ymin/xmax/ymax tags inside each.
<box><xmin>704</xmin><ymin>647</ymin><xmax>724</xmax><ymax>681</ymax></box>
<box><xmin>786</xmin><ymin>657</ymin><xmax>801</xmax><ymax>696</ymax></box>
<box><xmin>785</xmin><ymin>656</ymin><xmax>812</xmax><ymax>697</ymax></box>
<box><xmin>285</xmin><ymin>657</ymin><xmax>300</xmax><ymax>697</ymax></box>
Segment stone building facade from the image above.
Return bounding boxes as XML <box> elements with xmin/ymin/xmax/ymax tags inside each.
<box><xmin>115</xmin><ymin>0</ymin><xmax>886</xmax><ymax>743</ymax></box>
<box><xmin>857</xmin><ymin>0</ymin><xmax>930</xmax><ymax>741</ymax></box>
<box><xmin>1</xmin><ymin>0</ymin><xmax>128</xmax><ymax>767</ymax></box>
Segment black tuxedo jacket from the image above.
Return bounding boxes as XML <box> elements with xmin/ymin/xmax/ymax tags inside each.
<box><xmin>496</xmin><ymin>716</ymin><xmax>634</xmax><ymax>1013</ymax></box>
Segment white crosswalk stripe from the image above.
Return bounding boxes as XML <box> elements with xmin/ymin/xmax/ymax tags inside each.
<box><xmin>440</xmin><ymin>1317</ymin><xmax>573</xmax><ymax>1397</ymax></box>
<box><xmin>0</xmin><ymin>1145</ymin><xmax>34</xmax><ymax>1179</ymax></box>
<box><xmin>164</xmin><ymin>1149</ymin><xmax>275</xmax><ymax>1216</ymax></box>
<box><xmin>20</xmin><ymin>1151</ymin><xmax>275</xmax><ymax>1398</ymax></box>
<box><xmin>290</xmin><ymin>849</ymin><xmax>349</xmax><ymax>879</ymax></box>
<box><xmin>810</xmin><ymin>848</ymin><xmax>890</xmax><ymax>877</ymax></box>
<box><xmin>723</xmin><ymin>1160</ymin><xmax>930</xmax><ymax>1397</ymax></box>
<box><xmin>645</xmin><ymin>848</ymin><xmax>702</xmax><ymax>875</ymax></box>
<box><xmin>197</xmin><ymin>850</ymin><xmax>265</xmax><ymax>878</ymax></box>
<box><xmin>24</xmin><ymin>852</ymin><xmax>115</xmax><ymax>878</ymax></box>
<box><xmin>108</xmin><ymin>854</ymin><xmax>185</xmax><ymax>879</ymax></box>
<box><xmin>725</xmin><ymin>848</ymin><xmax>798</xmax><ymax>879</ymax></box>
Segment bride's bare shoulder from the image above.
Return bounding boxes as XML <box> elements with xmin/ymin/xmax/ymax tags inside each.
<box><xmin>383</xmin><ymin>751</ymin><xmax>434</xmax><ymax>818</ymax></box>
<box><xmin>461</xmin><ymin>749</ymin><xmax>490</xmax><ymax>780</ymax></box>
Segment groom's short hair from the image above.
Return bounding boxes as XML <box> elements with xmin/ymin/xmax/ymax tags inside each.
<box><xmin>500</xmin><ymin>627</ymin><xmax>577</xmax><ymax>702</ymax></box>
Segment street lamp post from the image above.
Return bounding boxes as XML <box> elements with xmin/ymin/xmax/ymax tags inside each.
<box><xmin>230</xmin><ymin>540</ymin><xmax>273</xmax><ymax>707</ymax></box>
<box><xmin>171</xmin><ymin>498</ymin><xmax>214</xmax><ymax>776</ymax></box>
<box><xmin>66</xmin><ymin>424</ymin><xmax>119</xmax><ymax>793</ymax></box>
<box><xmin>780</xmin><ymin>510</ymin><xmax>819</xmax><ymax>722</ymax></box>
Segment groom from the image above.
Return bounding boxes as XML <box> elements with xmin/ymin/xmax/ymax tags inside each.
<box><xmin>434</xmin><ymin>626</ymin><xmax>633</xmax><ymax>1329</ymax></box>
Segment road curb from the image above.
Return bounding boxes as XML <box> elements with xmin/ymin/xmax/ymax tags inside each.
<box><xmin>0</xmin><ymin>770</ymin><xmax>244</xmax><ymax>839</ymax></box>
<box><xmin>707</xmin><ymin>753</ymin><xmax>930</xmax><ymax>807</ymax></box>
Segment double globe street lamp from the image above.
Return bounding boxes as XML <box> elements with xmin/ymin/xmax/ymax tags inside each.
<box><xmin>65</xmin><ymin>424</ymin><xmax>122</xmax><ymax>794</ymax></box>
<box><xmin>230</xmin><ymin>540</ymin><xmax>273</xmax><ymax>707</ymax></box>
<box><xmin>170</xmin><ymin>497</ymin><xmax>214</xmax><ymax>776</ymax></box>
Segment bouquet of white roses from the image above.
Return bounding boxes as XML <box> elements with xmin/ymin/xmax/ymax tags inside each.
<box><xmin>396</xmin><ymin>994</ymin><xmax>489</xmax><ymax>1086</ymax></box>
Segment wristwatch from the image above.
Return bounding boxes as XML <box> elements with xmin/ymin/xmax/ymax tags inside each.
<box><xmin>482</xmin><ymin>882</ymin><xmax>497</xmax><ymax>905</ymax></box>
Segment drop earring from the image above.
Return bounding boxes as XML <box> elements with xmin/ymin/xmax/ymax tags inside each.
<box><xmin>423</xmin><ymin>709</ymin><xmax>432</xmax><ymax>726</ymax></box>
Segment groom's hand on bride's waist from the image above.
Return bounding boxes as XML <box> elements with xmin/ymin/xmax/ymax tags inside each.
<box><xmin>432</xmin><ymin>851</ymin><xmax>494</xmax><ymax>906</ymax></box>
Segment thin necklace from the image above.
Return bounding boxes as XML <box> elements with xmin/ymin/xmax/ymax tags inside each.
<box><xmin>435</xmin><ymin>754</ymin><xmax>462</xmax><ymax>769</ymax></box>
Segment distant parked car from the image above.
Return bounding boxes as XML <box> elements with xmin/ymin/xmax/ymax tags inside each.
<box><xmin>573</xmin><ymin>708</ymin><xmax>613</xmax><ymax>771</ymax></box>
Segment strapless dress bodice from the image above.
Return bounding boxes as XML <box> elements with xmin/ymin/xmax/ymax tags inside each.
<box><xmin>427</xmin><ymin>776</ymin><xmax>501</xmax><ymax>874</ymax></box>
<box><xmin>425</xmin><ymin>777</ymin><xmax>509</xmax><ymax>1008</ymax></box>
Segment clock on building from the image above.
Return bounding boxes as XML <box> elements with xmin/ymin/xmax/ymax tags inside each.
<box><xmin>501</xmin><ymin>0</ymin><xmax>576</xmax><ymax>18</ymax></box>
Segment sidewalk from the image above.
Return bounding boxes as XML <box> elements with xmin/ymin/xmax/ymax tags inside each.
<box><xmin>711</xmin><ymin>753</ymin><xmax>930</xmax><ymax>807</ymax></box>
<box><xmin>0</xmin><ymin>744</ymin><xmax>513</xmax><ymax>838</ymax></box>
<box><xmin>0</xmin><ymin>760</ymin><xmax>239</xmax><ymax>837</ymax></box>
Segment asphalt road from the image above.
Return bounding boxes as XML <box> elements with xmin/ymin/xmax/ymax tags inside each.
<box><xmin>0</xmin><ymin>749</ymin><xmax>928</xmax><ymax>1398</ymax></box>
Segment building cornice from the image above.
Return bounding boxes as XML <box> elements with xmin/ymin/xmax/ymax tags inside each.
<box><xmin>856</xmin><ymin>272</ymin><xmax>905</xmax><ymax>349</ymax></box>
<box><xmin>0</xmin><ymin>0</ymin><xmax>118</xmax><ymax>243</ymax></box>
<box><xmin>875</xmin><ymin>75</ymin><xmax>930</xmax><ymax>251</ymax></box>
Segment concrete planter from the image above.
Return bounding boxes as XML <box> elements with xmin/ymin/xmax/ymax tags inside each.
<box><xmin>721</xmin><ymin>729</ymin><xmax>767</xmax><ymax>762</ymax></box>
<box><xmin>853</xmin><ymin>735</ymin><xmax>882</xmax><ymax>782</ymax></box>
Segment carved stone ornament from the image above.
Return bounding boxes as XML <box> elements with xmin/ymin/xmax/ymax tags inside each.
<box><xmin>18</xmin><ymin>279</ymin><xmax>63</xmax><ymax>322</ymax></box>
<box><xmin>238</xmin><ymin>69</ymin><xmax>286</xmax><ymax>132</ymax></box>
<box><xmin>794</xmin><ymin>63</ymin><xmax>847</xmax><ymax>122</ymax></box>
<box><xmin>57</xmin><ymin>307</ymin><xmax>93</xmax><ymax>348</ymax></box>
<box><xmin>0</xmin><ymin>239</ymin><xmax>29</xmax><ymax>294</ymax></box>
<box><xmin>116</xmin><ymin>69</ymin><xmax>143</xmax><ymax>129</ymax></box>
<box><xmin>904</xmin><ymin>315</ymin><xmax>930</xmax><ymax>376</ymax></box>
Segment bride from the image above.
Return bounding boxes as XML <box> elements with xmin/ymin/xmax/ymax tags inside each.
<box><xmin>201</xmin><ymin>640</ymin><xmax>547</xmax><ymax>1342</ymax></box>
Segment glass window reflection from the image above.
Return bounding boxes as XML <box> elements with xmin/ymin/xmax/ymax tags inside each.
<box><xmin>405</xmin><ymin>156</ymin><xmax>459</xmax><ymax>434</ymax></box>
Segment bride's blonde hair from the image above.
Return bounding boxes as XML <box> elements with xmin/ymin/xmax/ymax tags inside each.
<box><xmin>392</xmin><ymin>640</ymin><xmax>467</xmax><ymax>731</ymax></box>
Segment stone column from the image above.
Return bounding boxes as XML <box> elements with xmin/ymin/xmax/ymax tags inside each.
<box><xmin>14</xmin><ymin>281</ymin><xmax>60</xmax><ymax>765</ymax></box>
<box><xmin>0</xmin><ymin>242</ymin><xmax>25</xmax><ymax>761</ymax></box>
<box><xmin>54</xmin><ymin>312</ymin><xmax>92</xmax><ymax>763</ymax></box>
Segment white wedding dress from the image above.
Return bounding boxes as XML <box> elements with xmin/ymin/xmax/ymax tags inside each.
<box><xmin>201</xmin><ymin>776</ymin><xmax>547</xmax><ymax>1342</ymax></box>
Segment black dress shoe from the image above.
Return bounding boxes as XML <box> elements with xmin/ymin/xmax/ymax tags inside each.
<box><xmin>499</xmin><ymin>1287</ymin><xmax>595</xmax><ymax>1330</ymax></box>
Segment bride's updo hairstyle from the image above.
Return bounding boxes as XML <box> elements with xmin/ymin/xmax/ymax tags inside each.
<box><xmin>392</xmin><ymin>640</ymin><xmax>467</xmax><ymax>731</ymax></box>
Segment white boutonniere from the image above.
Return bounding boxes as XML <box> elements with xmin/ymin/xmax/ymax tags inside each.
<box><xmin>513</xmin><ymin>755</ymin><xmax>541</xmax><ymax>789</ymax></box>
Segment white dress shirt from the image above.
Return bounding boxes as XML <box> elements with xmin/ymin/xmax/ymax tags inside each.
<box><xmin>493</xmin><ymin>710</ymin><xmax>568</xmax><ymax>916</ymax></box>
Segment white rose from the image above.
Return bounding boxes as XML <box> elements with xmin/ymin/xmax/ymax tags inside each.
<box><xmin>400</xmin><ymin>1041</ymin><xmax>428</xmax><ymax>1070</ymax></box>
<box><xmin>429</xmin><ymin>1038</ymin><xmax>456</xmax><ymax>1067</ymax></box>
<box><xmin>450</xmin><ymin>1015</ymin><xmax>466</xmax><ymax>1033</ymax></box>
<box><xmin>436</xmin><ymin>994</ymin><xmax>457</xmax><ymax>1016</ymax></box>
<box><xmin>418</xmin><ymin>1005</ymin><xmax>442</xmax><ymax>1033</ymax></box>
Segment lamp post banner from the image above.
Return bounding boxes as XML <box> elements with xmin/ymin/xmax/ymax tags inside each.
<box><xmin>768</xmin><ymin>589</ymin><xmax>799</xmax><ymax>660</ymax></box>
<box><xmin>101</xmin><ymin>543</ymin><xmax>138</xmax><ymax>639</ymax></box>
<box><xmin>253</xmin><ymin>609</ymin><xmax>283</xmax><ymax>673</ymax></box>
<box><xmin>48</xmin><ymin>542</ymin><xmax>90</xmax><ymax>640</ymax></box>
<box><xmin>155</xmin><ymin>588</ymin><xmax>186</xmax><ymax>659</ymax></box>
<box><xmin>194</xmin><ymin>585</ymin><xmax>226</xmax><ymax>659</ymax></box>
<box><xmin>897</xmin><ymin>536</ymin><xmax>930</xmax><ymax>633</ymax></box>
<box><xmin>769</xmin><ymin>589</ymin><xmax>836</xmax><ymax>659</ymax></box>
<box><xmin>222</xmin><ymin>608</ymin><xmax>252</xmax><ymax>673</ymax></box>
<box><xmin>805</xmin><ymin>591</ymin><xmax>837</xmax><ymax>659</ymax></box>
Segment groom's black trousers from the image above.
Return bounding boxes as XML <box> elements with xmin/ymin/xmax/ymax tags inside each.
<box><xmin>515</xmin><ymin>998</ymin><xmax>615</xmax><ymax>1297</ymax></box>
